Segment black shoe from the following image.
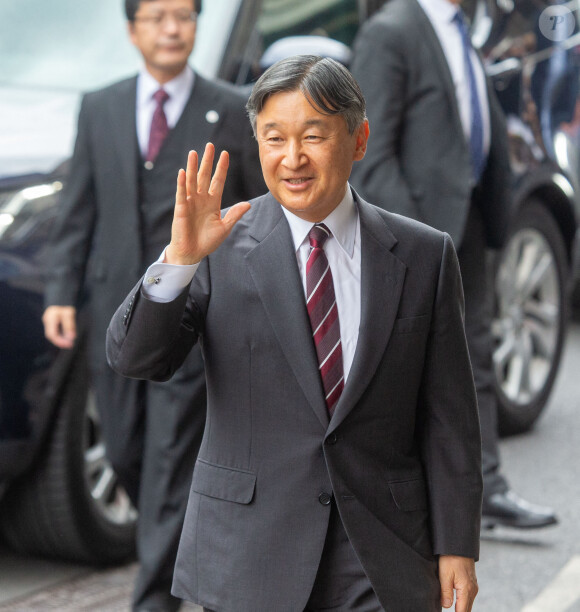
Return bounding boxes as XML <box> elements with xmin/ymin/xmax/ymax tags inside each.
<box><xmin>481</xmin><ymin>489</ymin><xmax>558</xmax><ymax>529</ymax></box>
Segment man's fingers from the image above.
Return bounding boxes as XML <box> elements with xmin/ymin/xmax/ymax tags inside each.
<box><xmin>209</xmin><ymin>150</ymin><xmax>229</xmax><ymax>198</ymax></box>
<box><xmin>454</xmin><ymin>576</ymin><xmax>478</xmax><ymax>612</ymax></box>
<box><xmin>185</xmin><ymin>150</ymin><xmax>198</xmax><ymax>197</ymax></box>
<box><xmin>61</xmin><ymin>310</ymin><xmax>77</xmax><ymax>342</ymax></box>
<box><xmin>43</xmin><ymin>316</ymin><xmax>60</xmax><ymax>346</ymax></box>
<box><xmin>439</xmin><ymin>556</ymin><xmax>478</xmax><ymax>612</ymax></box>
<box><xmin>223</xmin><ymin>202</ymin><xmax>251</xmax><ymax>229</ymax></box>
<box><xmin>440</xmin><ymin>575</ymin><xmax>455</xmax><ymax>609</ymax></box>
<box><xmin>42</xmin><ymin>307</ymin><xmax>76</xmax><ymax>349</ymax></box>
<box><xmin>176</xmin><ymin>168</ymin><xmax>187</xmax><ymax>210</ymax></box>
<box><xmin>455</xmin><ymin>588</ymin><xmax>476</xmax><ymax>612</ymax></box>
<box><xmin>197</xmin><ymin>142</ymin><xmax>215</xmax><ymax>193</ymax></box>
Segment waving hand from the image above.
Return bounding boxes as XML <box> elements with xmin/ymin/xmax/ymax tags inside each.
<box><xmin>165</xmin><ymin>143</ymin><xmax>251</xmax><ymax>265</ymax></box>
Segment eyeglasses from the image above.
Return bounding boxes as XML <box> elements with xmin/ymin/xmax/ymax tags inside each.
<box><xmin>133</xmin><ymin>11</ymin><xmax>197</xmax><ymax>27</ymax></box>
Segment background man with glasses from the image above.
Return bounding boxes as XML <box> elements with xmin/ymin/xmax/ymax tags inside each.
<box><xmin>42</xmin><ymin>1</ymin><xmax>265</xmax><ymax>609</ymax></box>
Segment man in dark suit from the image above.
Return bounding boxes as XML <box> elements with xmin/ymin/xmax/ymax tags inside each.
<box><xmin>107</xmin><ymin>55</ymin><xmax>482</xmax><ymax>612</ymax></box>
<box><xmin>42</xmin><ymin>1</ymin><xmax>264</xmax><ymax>609</ymax></box>
<box><xmin>350</xmin><ymin>0</ymin><xmax>557</xmax><ymax>529</ymax></box>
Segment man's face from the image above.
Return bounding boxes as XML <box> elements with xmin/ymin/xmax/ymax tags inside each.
<box><xmin>256</xmin><ymin>90</ymin><xmax>369</xmax><ymax>222</ymax></box>
<box><xmin>128</xmin><ymin>0</ymin><xmax>196</xmax><ymax>83</ymax></box>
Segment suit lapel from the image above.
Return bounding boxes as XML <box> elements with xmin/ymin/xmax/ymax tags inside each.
<box><xmin>328</xmin><ymin>195</ymin><xmax>407</xmax><ymax>433</ymax></box>
<box><xmin>177</xmin><ymin>74</ymin><xmax>226</xmax><ymax>150</ymax></box>
<box><xmin>246</xmin><ymin>195</ymin><xmax>329</xmax><ymax>429</ymax></box>
<box><xmin>108</xmin><ymin>77</ymin><xmax>140</xmax><ymax>202</ymax></box>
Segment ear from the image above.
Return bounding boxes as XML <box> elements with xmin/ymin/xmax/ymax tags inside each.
<box><xmin>353</xmin><ymin>120</ymin><xmax>370</xmax><ymax>161</ymax></box>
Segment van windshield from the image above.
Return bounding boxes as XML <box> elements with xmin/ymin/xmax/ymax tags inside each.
<box><xmin>0</xmin><ymin>0</ymin><xmax>240</xmax><ymax>91</ymax></box>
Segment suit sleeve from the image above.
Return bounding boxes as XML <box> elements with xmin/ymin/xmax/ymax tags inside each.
<box><xmin>349</xmin><ymin>17</ymin><xmax>421</xmax><ymax>220</ymax></box>
<box><xmin>44</xmin><ymin>94</ymin><xmax>97</xmax><ymax>308</ymax></box>
<box><xmin>418</xmin><ymin>233</ymin><xmax>483</xmax><ymax>560</ymax></box>
<box><xmin>106</xmin><ymin>258</ymin><xmax>210</xmax><ymax>382</ymax></box>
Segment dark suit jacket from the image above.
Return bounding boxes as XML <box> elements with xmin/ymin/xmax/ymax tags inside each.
<box><xmin>45</xmin><ymin>71</ymin><xmax>265</xmax><ymax>365</ymax></box>
<box><xmin>349</xmin><ymin>0</ymin><xmax>511</xmax><ymax>249</ymax></box>
<box><xmin>106</xmin><ymin>190</ymin><xmax>483</xmax><ymax>612</ymax></box>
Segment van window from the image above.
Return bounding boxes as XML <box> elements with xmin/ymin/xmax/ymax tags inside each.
<box><xmin>257</xmin><ymin>0</ymin><xmax>360</xmax><ymax>49</ymax></box>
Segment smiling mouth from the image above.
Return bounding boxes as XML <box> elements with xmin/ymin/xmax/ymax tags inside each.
<box><xmin>284</xmin><ymin>178</ymin><xmax>311</xmax><ymax>185</ymax></box>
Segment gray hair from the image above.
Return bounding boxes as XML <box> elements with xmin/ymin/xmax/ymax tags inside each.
<box><xmin>246</xmin><ymin>55</ymin><xmax>366</xmax><ymax>137</ymax></box>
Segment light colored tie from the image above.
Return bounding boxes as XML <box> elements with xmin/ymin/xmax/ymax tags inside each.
<box><xmin>306</xmin><ymin>224</ymin><xmax>344</xmax><ymax>416</ymax></box>
<box><xmin>146</xmin><ymin>88</ymin><xmax>170</xmax><ymax>163</ymax></box>
<box><xmin>453</xmin><ymin>10</ymin><xmax>486</xmax><ymax>182</ymax></box>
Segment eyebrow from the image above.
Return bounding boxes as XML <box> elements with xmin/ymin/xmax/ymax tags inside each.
<box><xmin>261</xmin><ymin>118</ymin><xmax>327</xmax><ymax>132</ymax></box>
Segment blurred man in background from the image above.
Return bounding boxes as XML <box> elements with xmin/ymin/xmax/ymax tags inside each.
<box><xmin>42</xmin><ymin>0</ymin><xmax>264</xmax><ymax>609</ymax></box>
<box><xmin>350</xmin><ymin>0</ymin><xmax>557</xmax><ymax>530</ymax></box>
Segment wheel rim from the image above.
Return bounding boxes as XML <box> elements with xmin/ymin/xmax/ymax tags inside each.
<box><xmin>83</xmin><ymin>391</ymin><xmax>137</xmax><ymax>525</ymax></box>
<box><xmin>492</xmin><ymin>227</ymin><xmax>561</xmax><ymax>407</ymax></box>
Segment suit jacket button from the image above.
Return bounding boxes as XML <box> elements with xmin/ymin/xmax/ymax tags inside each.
<box><xmin>326</xmin><ymin>433</ymin><xmax>337</xmax><ymax>445</ymax></box>
<box><xmin>318</xmin><ymin>492</ymin><xmax>332</xmax><ymax>506</ymax></box>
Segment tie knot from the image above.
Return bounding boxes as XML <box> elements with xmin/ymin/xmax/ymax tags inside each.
<box><xmin>153</xmin><ymin>88</ymin><xmax>169</xmax><ymax>106</ymax></box>
<box><xmin>309</xmin><ymin>223</ymin><xmax>331</xmax><ymax>249</ymax></box>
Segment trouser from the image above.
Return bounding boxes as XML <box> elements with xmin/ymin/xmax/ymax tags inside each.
<box><xmin>93</xmin><ymin>345</ymin><xmax>207</xmax><ymax>612</ymax></box>
<box><xmin>457</xmin><ymin>204</ymin><xmax>508</xmax><ymax>496</ymax></box>
<box><xmin>304</xmin><ymin>503</ymin><xmax>382</xmax><ymax>611</ymax></box>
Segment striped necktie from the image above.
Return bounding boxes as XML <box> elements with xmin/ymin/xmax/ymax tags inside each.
<box><xmin>306</xmin><ymin>224</ymin><xmax>344</xmax><ymax>416</ymax></box>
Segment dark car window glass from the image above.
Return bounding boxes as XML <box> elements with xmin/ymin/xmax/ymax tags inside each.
<box><xmin>257</xmin><ymin>0</ymin><xmax>360</xmax><ymax>49</ymax></box>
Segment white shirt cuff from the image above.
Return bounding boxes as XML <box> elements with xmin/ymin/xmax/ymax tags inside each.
<box><xmin>141</xmin><ymin>247</ymin><xmax>199</xmax><ymax>302</ymax></box>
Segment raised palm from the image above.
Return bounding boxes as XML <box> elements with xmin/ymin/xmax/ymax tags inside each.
<box><xmin>166</xmin><ymin>143</ymin><xmax>251</xmax><ymax>265</ymax></box>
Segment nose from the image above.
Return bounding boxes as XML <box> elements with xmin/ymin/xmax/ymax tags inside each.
<box><xmin>282</xmin><ymin>140</ymin><xmax>305</xmax><ymax>169</ymax></box>
<box><xmin>161</xmin><ymin>15</ymin><xmax>181</xmax><ymax>33</ymax></box>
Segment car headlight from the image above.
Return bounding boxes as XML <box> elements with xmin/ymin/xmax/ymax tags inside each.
<box><xmin>0</xmin><ymin>181</ymin><xmax>63</xmax><ymax>242</ymax></box>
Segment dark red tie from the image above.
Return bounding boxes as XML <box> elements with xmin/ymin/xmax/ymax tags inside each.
<box><xmin>306</xmin><ymin>224</ymin><xmax>344</xmax><ymax>416</ymax></box>
<box><xmin>146</xmin><ymin>88</ymin><xmax>170</xmax><ymax>163</ymax></box>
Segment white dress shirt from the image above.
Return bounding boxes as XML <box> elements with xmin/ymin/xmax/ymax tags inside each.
<box><xmin>281</xmin><ymin>186</ymin><xmax>361</xmax><ymax>381</ymax></box>
<box><xmin>417</xmin><ymin>0</ymin><xmax>490</xmax><ymax>155</ymax></box>
<box><xmin>142</xmin><ymin>185</ymin><xmax>362</xmax><ymax>382</ymax></box>
<box><xmin>136</xmin><ymin>66</ymin><xmax>195</xmax><ymax>159</ymax></box>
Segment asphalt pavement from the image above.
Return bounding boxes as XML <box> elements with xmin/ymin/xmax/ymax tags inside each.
<box><xmin>0</xmin><ymin>553</ymin><xmax>201</xmax><ymax>611</ymax></box>
<box><xmin>474</xmin><ymin>320</ymin><xmax>580</xmax><ymax>611</ymax></box>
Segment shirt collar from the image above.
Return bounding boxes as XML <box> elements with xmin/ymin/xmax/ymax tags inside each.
<box><xmin>417</xmin><ymin>0</ymin><xmax>459</xmax><ymax>26</ymax></box>
<box><xmin>281</xmin><ymin>184</ymin><xmax>358</xmax><ymax>259</ymax></box>
<box><xmin>137</xmin><ymin>65</ymin><xmax>194</xmax><ymax>105</ymax></box>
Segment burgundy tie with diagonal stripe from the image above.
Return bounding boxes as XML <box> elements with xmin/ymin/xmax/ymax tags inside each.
<box><xmin>146</xmin><ymin>88</ymin><xmax>170</xmax><ymax>163</ymax></box>
<box><xmin>306</xmin><ymin>224</ymin><xmax>344</xmax><ymax>416</ymax></box>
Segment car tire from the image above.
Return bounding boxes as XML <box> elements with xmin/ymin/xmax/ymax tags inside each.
<box><xmin>0</xmin><ymin>348</ymin><xmax>136</xmax><ymax>564</ymax></box>
<box><xmin>492</xmin><ymin>198</ymin><xmax>569</xmax><ymax>435</ymax></box>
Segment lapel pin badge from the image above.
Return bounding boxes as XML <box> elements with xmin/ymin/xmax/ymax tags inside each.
<box><xmin>205</xmin><ymin>110</ymin><xmax>219</xmax><ymax>124</ymax></box>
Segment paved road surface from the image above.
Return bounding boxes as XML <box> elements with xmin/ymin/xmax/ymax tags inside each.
<box><xmin>0</xmin><ymin>554</ymin><xmax>201</xmax><ymax>611</ymax></box>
